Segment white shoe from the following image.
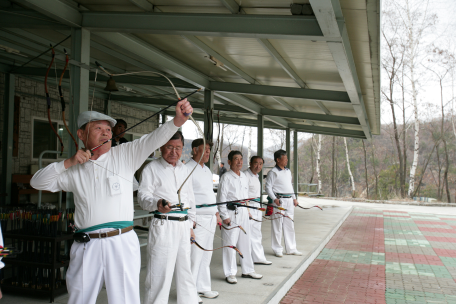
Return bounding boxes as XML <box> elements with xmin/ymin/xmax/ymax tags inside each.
<box><xmin>288</xmin><ymin>251</ymin><xmax>303</xmax><ymax>256</ymax></box>
<box><xmin>199</xmin><ymin>291</ymin><xmax>219</xmax><ymax>299</ymax></box>
<box><xmin>242</xmin><ymin>272</ymin><xmax>263</xmax><ymax>279</ymax></box>
<box><xmin>254</xmin><ymin>260</ymin><xmax>272</xmax><ymax>265</ymax></box>
<box><xmin>198</xmin><ymin>296</ymin><xmax>203</xmax><ymax>304</ymax></box>
<box><xmin>226</xmin><ymin>275</ymin><xmax>237</xmax><ymax>284</ymax></box>
<box><xmin>275</xmin><ymin>252</ymin><xmax>283</xmax><ymax>257</ymax></box>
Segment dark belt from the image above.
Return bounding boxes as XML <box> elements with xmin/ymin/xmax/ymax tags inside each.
<box><xmin>277</xmin><ymin>195</ymin><xmax>292</xmax><ymax>198</ymax></box>
<box><xmin>227</xmin><ymin>201</ymin><xmax>246</xmax><ymax>211</ymax></box>
<box><xmin>154</xmin><ymin>214</ymin><xmax>188</xmax><ymax>222</ymax></box>
<box><xmin>88</xmin><ymin>226</ymin><xmax>133</xmax><ymax>239</ymax></box>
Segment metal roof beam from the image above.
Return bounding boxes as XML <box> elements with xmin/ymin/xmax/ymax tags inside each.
<box><xmin>84</xmin><ymin>12</ymin><xmax>329</xmax><ymax>41</ymax></box>
<box><xmin>261</xmin><ymin>109</ymin><xmax>359</xmax><ymax>126</ymax></box>
<box><xmin>0</xmin><ymin>10</ymin><xmax>68</xmax><ymax>28</ymax></box>
<box><xmin>209</xmin><ymin>82</ymin><xmax>351</xmax><ymax>103</ymax></box>
<box><xmin>288</xmin><ymin>123</ymin><xmax>365</xmax><ymax>139</ymax></box>
<box><xmin>10</xmin><ymin>67</ymin><xmax>196</xmax><ymax>89</ymax></box>
<box><xmin>309</xmin><ymin>0</ymin><xmax>372</xmax><ymax>140</ymax></box>
<box><xmin>109</xmin><ymin>95</ymin><xmax>248</xmax><ymax>113</ymax></box>
<box><xmin>12</xmin><ymin>1</ymin><xmax>81</xmax><ymax>27</ymax></box>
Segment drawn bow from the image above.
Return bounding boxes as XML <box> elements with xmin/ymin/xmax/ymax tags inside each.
<box><xmin>58</xmin><ymin>49</ymin><xmax>78</xmax><ymax>151</ymax></box>
<box><xmin>45</xmin><ymin>45</ymin><xmax>64</xmax><ymax>155</ymax></box>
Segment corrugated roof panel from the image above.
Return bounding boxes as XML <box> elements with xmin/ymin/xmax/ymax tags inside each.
<box><xmin>268</xmin><ymin>40</ymin><xmax>334</xmax><ymax>61</ymax></box>
<box><xmin>340</xmin><ymin>0</ymin><xmax>366</xmax><ymax>10</ymax></box>
<box><xmin>155</xmin><ymin>6</ymin><xmax>232</xmax><ymax>13</ymax></box>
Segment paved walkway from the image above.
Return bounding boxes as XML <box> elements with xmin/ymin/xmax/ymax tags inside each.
<box><xmin>281</xmin><ymin>208</ymin><xmax>456</xmax><ymax>304</ymax></box>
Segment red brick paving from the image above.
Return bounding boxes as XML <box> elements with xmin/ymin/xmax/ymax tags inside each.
<box><xmin>281</xmin><ymin>212</ymin><xmax>385</xmax><ymax>304</ymax></box>
<box><xmin>424</xmin><ymin>236</ymin><xmax>456</xmax><ymax>243</ymax></box>
<box><xmin>433</xmin><ymin>248</ymin><xmax>456</xmax><ymax>257</ymax></box>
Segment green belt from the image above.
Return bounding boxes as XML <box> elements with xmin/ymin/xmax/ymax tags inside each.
<box><xmin>77</xmin><ymin>221</ymin><xmax>133</xmax><ymax>233</ymax></box>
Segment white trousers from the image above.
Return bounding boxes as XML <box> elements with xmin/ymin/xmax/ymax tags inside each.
<box><xmin>221</xmin><ymin>207</ymin><xmax>254</xmax><ymax>277</ymax></box>
<box><xmin>249</xmin><ymin>202</ymin><xmax>267</xmax><ymax>262</ymax></box>
<box><xmin>271</xmin><ymin>197</ymin><xmax>297</xmax><ymax>254</ymax></box>
<box><xmin>144</xmin><ymin>217</ymin><xmax>198</xmax><ymax>304</ymax></box>
<box><xmin>66</xmin><ymin>228</ymin><xmax>141</xmax><ymax>304</ymax></box>
<box><xmin>191</xmin><ymin>214</ymin><xmax>216</xmax><ymax>292</ymax></box>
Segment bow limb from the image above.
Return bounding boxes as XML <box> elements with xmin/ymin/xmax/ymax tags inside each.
<box><xmin>297</xmin><ymin>205</ymin><xmax>323</xmax><ymax>211</ymax></box>
<box><xmin>45</xmin><ymin>45</ymin><xmax>64</xmax><ymax>155</ymax></box>
<box><xmin>191</xmin><ymin>231</ymin><xmax>243</xmax><ymax>258</ymax></box>
<box><xmin>59</xmin><ymin>49</ymin><xmax>78</xmax><ymax>151</ymax></box>
<box><xmin>177</xmin><ymin>115</ymin><xmax>204</xmax><ymax>210</ymax></box>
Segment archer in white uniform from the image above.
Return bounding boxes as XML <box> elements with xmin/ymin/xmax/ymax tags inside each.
<box><xmin>265</xmin><ymin>149</ymin><xmax>302</xmax><ymax>257</ymax></box>
<box><xmin>30</xmin><ymin>99</ymin><xmax>192</xmax><ymax>304</ymax></box>
<box><xmin>186</xmin><ymin>139</ymin><xmax>222</xmax><ymax>300</ymax></box>
<box><xmin>138</xmin><ymin>131</ymin><xmax>198</xmax><ymax>304</ymax></box>
<box><xmin>217</xmin><ymin>151</ymin><xmax>263</xmax><ymax>284</ymax></box>
<box><xmin>243</xmin><ymin>156</ymin><xmax>272</xmax><ymax>265</ymax></box>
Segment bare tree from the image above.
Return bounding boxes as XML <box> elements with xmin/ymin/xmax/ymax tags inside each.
<box><xmin>344</xmin><ymin>138</ymin><xmax>356</xmax><ymax>197</ymax></box>
<box><xmin>424</xmin><ymin>46</ymin><xmax>454</xmax><ymax>202</ymax></box>
<box><xmin>391</xmin><ymin>0</ymin><xmax>437</xmax><ymax>196</ymax></box>
<box><xmin>362</xmin><ymin>140</ymin><xmax>369</xmax><ymax>199</ymax></box>
<box><xmin>316</xmin><ymin>134</ymin><xmax>323</xmax><ymax>194</ymax></box>
<box><xmin>381</xmin><ymin>3</ymin><xmax>407</xmax><ymax>197</ymax></box>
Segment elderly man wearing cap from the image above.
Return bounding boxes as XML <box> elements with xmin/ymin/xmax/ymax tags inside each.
<box><xmin>30</xmin><ymin>99</ymin><xmax>192</xmax><ymax>304</ymax></box>
<box><xmin>186</xmin><ymin>139</ymin><xmax>222</xmax><ymax>300</ymax></box>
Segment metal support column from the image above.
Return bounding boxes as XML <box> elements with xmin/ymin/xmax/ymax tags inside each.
<box><xmin>67</xmin><ymin>28</ymin><xmax>90</xmax><ymax>208</ymax></box>
<box><xmin>69</xmin><ymin>28</ymin><xmax>90</xmax><ymax>152</ymax></box>
<box><xmin>286</xmin><ymin>128</ymin><xmax>291</xmax><ymax>164</ymax></box>
<box><xmin>1</xmin><ymin>73</ymin><xmax>15</xmax><ymax>205</ymax></box>
<box><xmin>257</xmin><ymin>115</ymin><xmax>264</xmax><ymax>194</ymax></box>
<box><xmin>293</xmin><ymin>130</ymin><xmax>298</xmax><ymax>194</ymax></box>
<box><xmin>204</xmin><ymin>89</ymin><xmax>214</xmax><ymax>171</ymax></box>
<box><xmin>104</xmin><ymin>99</ymin><xmax>112</xmax><ymax>116</ymax></box>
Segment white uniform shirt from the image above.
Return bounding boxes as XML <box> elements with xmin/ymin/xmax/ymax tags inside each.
<box><xmin>243</xmin><ymin>168</ymin><xmax>261</xmax><ymax>198</ymax></box>
<box><xmin>265</xmin><ymin>166</ymin><xmax>296</xmax><ymax>200</ymax></box>
<box><xmin>138</xmin><ymin>157</ymin><xmax>196</xmax><ymax>229</ymax></box>
<box><xmin>30</xmin><ymin>120</ymin><xmax>178</xmax><ymax>230</ymax></box>
<box><xmin>185</xmin><ymin>159</ymin><xmax>217</xmax><ymax>215</ymax></box>
<box><xmin>216</xmin><ymin>170</ymin><xmax>249</xmax><ymax>220</ymax></box>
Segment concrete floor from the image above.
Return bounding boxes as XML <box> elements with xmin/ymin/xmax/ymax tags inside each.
<box><xmin>4</xmin><ymin>197</ymin><xmax>450</xmax><ymax>304</ymax></box>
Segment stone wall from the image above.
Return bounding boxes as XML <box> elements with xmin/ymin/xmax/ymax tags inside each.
<box><xmin>0</xmin><ymin>72</ymin><xmax>159</xmax><ymax>175</ymax></box>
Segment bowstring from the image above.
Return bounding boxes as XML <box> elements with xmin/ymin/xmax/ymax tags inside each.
<box><xmin>88</xmin><ymin>65</ymin><xmax>204</xmax><ymax>194</ymax></box>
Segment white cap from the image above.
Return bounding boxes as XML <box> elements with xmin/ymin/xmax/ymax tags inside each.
<box><xmin>77</xmin><ymin>111</ymin><xmax>117</xmax><ymax>129</ymax></box>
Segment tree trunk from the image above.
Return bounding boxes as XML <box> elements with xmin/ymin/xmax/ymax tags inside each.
<box><xmin>331</xmin><ymin>136</ymin><xmax>336</xmax><ymax>197</ymax></box>
<box><xmin>309</xmin><ymin>135</ymin><xmax>315</xmax><ymax>184</ymax></box>
<box><xmin>344</xmin><ymin>138</ymin><xmax>356</xmax><ymax>197</ymax></box>
<box><xmin>316</xmin><ymin>135</ymin><xmax>322</xmax><ymax>194</ymax></box>
<box><xmin>362</xmin><ymin>140</ymin><xmax>369</xmax><ymax>199</ymax></box>
<box><xmin>412</xmin><ymin>139</ymin><xmax>439</xmax><ymax>197</ymax></box>
<box><xmin>406</xmin><ymin>0</ymin><xmax>421</xmax><ymax>197</ymax></box>
<box><xmin>371</xmin><ymin>144</ymin><xmax>379</xmax><ymax>198</ymax></box>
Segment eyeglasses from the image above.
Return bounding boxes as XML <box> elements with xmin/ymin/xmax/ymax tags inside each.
<box><xmin>164</xmin><ymin>146</ymin><xmax>182</xmax><ymax>152</ymax></box>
